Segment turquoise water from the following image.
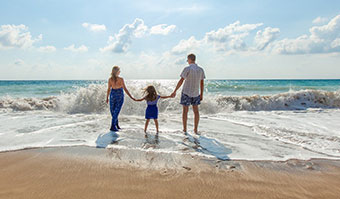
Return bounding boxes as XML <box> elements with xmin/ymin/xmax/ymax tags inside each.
<box><xmin>205</xmin><ymin>79</ymin><xmax>340</xmax><ymax>95</ymax></box>
<box><xmin>0</xmin><ymin>80</ymin><xmax>102</xmax><ymax>97</ymax></box>
<box><xmin>1</xmin><ymin>79</ymin><xmax>339</xmax><ymax>97</ymax></box>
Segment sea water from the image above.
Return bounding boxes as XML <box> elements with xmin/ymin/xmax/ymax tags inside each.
<box><xmin>0</xmin><ymin>79</ymin><xmax>340</xmax><ymax>161</ymax></box>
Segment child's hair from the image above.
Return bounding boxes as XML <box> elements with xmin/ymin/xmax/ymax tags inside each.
<box><xmin>144</xmin><ymin>85</ymin><xmax>157</xmax><ymax>101</ymax></box>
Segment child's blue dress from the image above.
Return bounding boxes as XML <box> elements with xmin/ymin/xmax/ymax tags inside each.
<box><xmin>145</xmin><ymin>95</ymin><xmax>160</xmax><ymax>119</ymax></box>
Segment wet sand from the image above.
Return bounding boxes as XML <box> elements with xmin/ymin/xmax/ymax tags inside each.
<box><xmin>1</xmin><ymin>147</ymin><xmax>340</xmax><ymax>199</ymax></box>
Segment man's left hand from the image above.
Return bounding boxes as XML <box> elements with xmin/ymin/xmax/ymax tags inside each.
<box><xmin>171</xmin><ymin>92</ymin><xmax>176</xmax><ymax>98</ymax></box>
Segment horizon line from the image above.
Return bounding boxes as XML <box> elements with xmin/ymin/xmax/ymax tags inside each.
<box><xmin>1</xmin><ymin>78</ymin><xmax>340</xmax><ymax>81</ymax></box>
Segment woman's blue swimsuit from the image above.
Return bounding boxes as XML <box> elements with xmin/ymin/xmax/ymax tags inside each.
<box><xmin>145</xmin><ymin>95</ymin><xmax>160</xmax><ymax>119</ymax></box>
<box><xmin>110</xmin><ymin>88</ymin><xmax>124</xmax><ymax>131</ymax></box>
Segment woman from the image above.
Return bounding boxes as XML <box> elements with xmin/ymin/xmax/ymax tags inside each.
<box><xmin>106</xmin><ymin>66</ymin><xmax>135</xmax><ymax>131</ymax></box>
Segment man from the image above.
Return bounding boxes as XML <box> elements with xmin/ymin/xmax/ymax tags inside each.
<box><xmin>171</xmin><ymin>54</ymin><xmax>205</xmax><ymax>134</ymax></box>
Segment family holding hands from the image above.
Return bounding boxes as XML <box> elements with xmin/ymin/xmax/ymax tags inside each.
<box><xmin>106</xmin><ymin>54</ymin><xmax>205</xmax><ymax>135</ymax></box>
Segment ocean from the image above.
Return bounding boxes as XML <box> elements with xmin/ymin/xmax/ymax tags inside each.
<box><xmin>1</xmin><ymin>79</ymin><xmax>340</xmax><ymax>163</ymax></box>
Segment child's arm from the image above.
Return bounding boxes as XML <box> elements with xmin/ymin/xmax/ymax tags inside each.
<box><xmin>160</xmin><ymin>95</ymin><xmax>172</xmax><ymax>99</ymax></box>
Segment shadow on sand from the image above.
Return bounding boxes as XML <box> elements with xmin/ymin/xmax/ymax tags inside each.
<box><xmin>183</xmin><ymin>133</ymin><xmax>232</xmax><ymax>161</ymax></box>
<box><xmin>95</xmin><ymin>131</ymin><xmax>119</xmax><ymax>148</ymax></box>
<box><xmin>142</xmin><ymin>133</ymin><xmax>160</xmax><ymax>149</ymax></box>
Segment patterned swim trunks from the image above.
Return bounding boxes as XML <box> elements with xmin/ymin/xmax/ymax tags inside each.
<box><xmin>180</xmin><ymin>93</ymin><xmax>200</xmax><ymax>106</ymax></box>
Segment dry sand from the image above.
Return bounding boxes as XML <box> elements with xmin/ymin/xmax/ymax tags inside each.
<box><xmin>1</xmin><ymin>147</ymin><xmax>340</xmax><ymax>199</ymax></box>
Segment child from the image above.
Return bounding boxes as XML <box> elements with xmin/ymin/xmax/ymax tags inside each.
<box><xmin>134</xmin><ymin>85</ymin><xmax>172</xmax><ymax>134</ymax></box>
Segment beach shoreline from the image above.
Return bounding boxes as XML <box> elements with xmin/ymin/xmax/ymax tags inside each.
<box><xmin>1</xmin><ymin>146</ymin><xmax>340</xmax><ymax>199</ymax></box>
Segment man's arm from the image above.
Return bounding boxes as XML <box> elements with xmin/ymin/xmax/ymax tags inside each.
<box><xmin>171</xmin><ymin>77</ymin><xmax>185</xmax><ymax>97</ymax></box>
<box><xmin>200</xmin><ymin>79</ymin><xmax>204</xmax><ymax>101</ymax></box>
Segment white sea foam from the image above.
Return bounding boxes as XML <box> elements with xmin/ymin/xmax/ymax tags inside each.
<box><xmin>216</xmin><ymin>89</ymin><xmax>340</xmax><ymax>111</ymax></box>
<box><xmin>211</xmin><ymin>109</ymin><xmax>340</xmax><ymax>159</ymax></box>
<box><xmin>1</xmin><ymin>82</ymin><xmax>340</xmax><ymax>113</ymax></box>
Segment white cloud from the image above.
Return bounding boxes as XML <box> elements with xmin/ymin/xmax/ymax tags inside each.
<box><xmin>204</xmin><ymin>21</ymin><xmax>263</xmax><ymax>51</ymax></box>
<box><xmin>169</xmin><ymin>15</ymin><xmax>340</xmax><ymax>56</ymax></box>
<box><xmin>312</xmin><ymin>16</ymin><xmax>328</xmax><ymax>24</ymax></box>
<box><xmin>331</xmin><ymin>38</ymin><xmax>340</xmax><ymax>48</ymax></box>
<box><xmin>150</xmin><ymin>24</ymin><xmax>176</xmax><ymax>35</ymax></box>
<box><xmin>64</xmin><ymin>44</ymin><xmax>88</xmax><ymax>52</ymax></box>
<box><xmin>38</xmin><ymin>45</ymin><xmax>56</xmax><ymax>52</ymax></box>
<box><xmin>272</xmin><ymin>14</ymin><xmax>340</xmax><ymax>54</ymax></box>
<box><xmin>100</xmin><ymin>18</ymin><xmax>176</xmax><ymax>53</ymax></box>
<box><xmin>100</xmin><ymin>18</ymin><xmax>148</xmax><ymax>53</ymax></box>
<box><xmin>255</xmin><ymin>27</ymin><xmax>280</xmax><ymax>50</ymax></box>
<box><xmin>171</xmin><ymin>36</ymin><xmax>201</xmax><ymax>54</ymax></box>
<box><xmin>133</xmin><ymin>20</ymin><xmax>148</xmax><ymax>38</ymax></box>
<box><xmin>82</xmin><ymin>23</ymin><xmax>106</xmax><ymax>32</ymax></box>
<box><xmin>0</xmin><ymin>24</ymin><xmax>42</xmax><ymax>49</ymax></box>
<box><xmin>171</xmin><ymin>21</ymin><xmax>265</xmax><ymax>54</ymax></box>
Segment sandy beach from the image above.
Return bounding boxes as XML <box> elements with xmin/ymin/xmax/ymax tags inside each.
<box><xmin>1</xmin><ymin>147</ymin><xmax>340</xmax><ymax>199</ymax></box>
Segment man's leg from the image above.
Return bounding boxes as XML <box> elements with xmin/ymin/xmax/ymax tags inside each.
<box><xmin>193</xmin><ymin>105</ymin><xmax>199</xmax><ymax>134</ymax></box>
<box><xmin>182</xmin><ymin>106</ymin><xmax>189</xmax><ymax>133</ymax></box>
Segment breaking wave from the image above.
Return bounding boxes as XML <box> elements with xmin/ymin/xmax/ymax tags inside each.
<box><xmin>1</xmin><ymin>83</ymin><xmax>340</xmax><ymax>114</ymax></box>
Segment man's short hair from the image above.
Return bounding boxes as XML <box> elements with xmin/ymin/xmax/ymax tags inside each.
<box><xmin>187</xmin><ymin>54</ymin><xmax>196</xmax><ymax>62</ymax></box>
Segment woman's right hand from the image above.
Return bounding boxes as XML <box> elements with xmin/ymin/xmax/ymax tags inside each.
<box><xmin>106</xmin><ymin>98</ymin><xmax>109</xmax><ymax>104</ymax></box>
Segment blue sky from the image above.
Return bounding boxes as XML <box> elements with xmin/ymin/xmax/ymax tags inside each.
<box><xmin>1</xmin><ymin>0</ymin><xmax>340</xmax><ymax>79</ymax></box>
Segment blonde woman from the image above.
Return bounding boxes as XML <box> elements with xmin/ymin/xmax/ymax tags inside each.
<box><xmin>106</xmin><ymin>66</ymin><xmax>135</xmax><ymax>131</ymax></box>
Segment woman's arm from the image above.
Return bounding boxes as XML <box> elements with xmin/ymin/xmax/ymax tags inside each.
<box><xmin>160</xmin><ymin>95</ymin><xmax>172</xmax><ymax>99</ymax></box>
<box><xmin>134</xmin><ymin>97</ymin><xmax>145</xmax><ymax>102</ymax></box>
<box><xmin>106</xmin><ymin>78</ymin><xmax>111</xmax><ymax>104</ymax></box>
<box><xmin>122</xmin><ymin>78</ymin><xmax>135</xmax><ymax>100</ymax></box>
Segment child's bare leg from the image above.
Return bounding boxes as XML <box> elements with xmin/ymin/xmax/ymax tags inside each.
<box><xmin>182</xmin><ymin>106</ymin><xmax>189</xmax><ymax>133</ymax></box>
<box><xmin>144</xmin><ymin>119</ymin><xmax>150</xmax><ymax>133</ymax></box>
<box><xmin>193</xmin><ymin>105</ymin><xmax>200</xmax><ymax>134</ymax></box>
<box><xmin>154</xmin><ymin>119</ymin><xmax>159</xmax><ymax>133</ymax></box>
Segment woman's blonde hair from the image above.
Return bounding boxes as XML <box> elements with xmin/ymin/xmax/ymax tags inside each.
<box><xmin>111</xmin><ymin>66</ymin><xmax>120</xmax><ymax>82</ymax></box>
<box><xmin>144</xmin><ymin>85</ymin><xmax>157</xmax><ymax>102</ymax></box>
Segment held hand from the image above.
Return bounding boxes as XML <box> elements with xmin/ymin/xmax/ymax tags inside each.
<box><xmin>171</xmin><ymin>92</ymin><xmax>176</xmax><ymax>98</ymax></box>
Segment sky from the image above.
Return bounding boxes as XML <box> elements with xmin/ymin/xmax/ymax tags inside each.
<box><xmin>0</xmin><ymin>0</ymin><xmax>340</xmax><ymax>80</ymax></box>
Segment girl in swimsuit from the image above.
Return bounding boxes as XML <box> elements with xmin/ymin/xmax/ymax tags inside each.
<box><xmin>106</xmin><ymin>66</ymin><xmax>135</xmax><ymax>131</ymax></box>
<box><xmin>134</xmin><ymin>85</ymin><xmax>171</xmax><ymax>135</ymax></box>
